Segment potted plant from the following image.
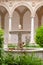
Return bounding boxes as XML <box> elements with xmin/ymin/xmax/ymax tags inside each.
<box><xmin>8</xmin><ymin>44</ymin><xmax>15</xmax><ymax>50</ymax></box>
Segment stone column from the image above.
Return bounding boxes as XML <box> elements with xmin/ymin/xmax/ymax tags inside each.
<box><xmin>9</xmin><ymin>16</ymin><xmax>12</xmax><ymax>43</ymax></box>
<box><xmin>30</xmin><ymin>16</ymin><xmax>35</xmax><ymax>44</ymax></box>
<box><xmin>1</xmin><ymin>15</ymin><xmax>5</xmax><ymax>29</ymax></box>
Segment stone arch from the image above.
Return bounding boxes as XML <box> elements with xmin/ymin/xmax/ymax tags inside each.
<box><xmin>11</xmin><ymin>1</ymin><xmax>33</xmax><ymax>16</ymax></box>
<box><xmin>34</xmin><ymin>2</ymin><xmax>43</xmax><ymax>16</ymax></box>
<box><xmin>0</xmin><ymin>3</ymin><xmax>10</xmax><ymax>16</ymax></box>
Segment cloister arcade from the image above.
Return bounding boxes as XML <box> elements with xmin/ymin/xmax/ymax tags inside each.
<box><xmin>0</xmin><ymin>0</ymin><xmax>43</xmax><ymax>47</ymax></box>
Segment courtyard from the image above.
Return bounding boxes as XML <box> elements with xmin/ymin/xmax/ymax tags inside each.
<box><xmin>0</xmin><ymin>0</ymin><xmax>43</xmax><ymax>65</ymax></box>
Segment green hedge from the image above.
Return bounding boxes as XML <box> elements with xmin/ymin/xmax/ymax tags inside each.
<box><xmin>0</xmin><ymin>29</ymin><xmax>4</xmax><ymax>65</ymax></box>
<box><xmin>3</xmin><ymin>53</ymin><xmax>43</xmax><ymax>65</ymax></box>
<box><xmin>35</xmin><ymin>26</ymin><xmax>43</xmax><ymax>47</ymax></box>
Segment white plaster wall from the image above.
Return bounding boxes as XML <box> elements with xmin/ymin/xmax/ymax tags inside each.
<box><xmin>22</xmin><ymin>34</ymin><xmax>30</xmax><ymax>43</ymax></box>
<box><xmin>11</xmin><ymin>11</ymin><xmax>20</xmax><ymax>44</ymax></box>
<box><xmin>12</xmin><ymin>11</ymin><xmax>20</xmax><ymax>30</ymax></box>
<box><xmin>23</xmin><ymin>11</ymin><xmax>31</xmax><ymax>31</ymax></box>
<box><xmin>0</xmin><ymin>15</ymin><xmax>1</xmax><ymax>28</ymax></box>
<box><xmin>11</xmin><ymin>34</ymin><xmax>18</xmax><ymax>45</ymax></box>
<box><xmin>22</xmin><ymin>11</ymin><xmax>31</xmax><ymax>43</ymax></box>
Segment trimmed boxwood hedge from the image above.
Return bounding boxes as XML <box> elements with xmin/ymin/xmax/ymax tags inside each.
<box><xmin>35</xmin><ymin>26</ymin><xmax>43</xmax><ymax>47</ymax></box>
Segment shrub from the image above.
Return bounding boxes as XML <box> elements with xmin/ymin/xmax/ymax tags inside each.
<box><xmin>4</xmin><ymin>53</ymin><xmax>15</xmax><ymax>65</ymax></box>
<box><xmin>35</xmin><ymin>26</ymin><xmax>43</xmax><ymax>47</ymax></box>
<box><xmin>4</xmin><ymin>53</ymin><xmax>43</xmax><ymax>65</ymax></box>
<box><xmin>19</xmin><ymin>54</ymin><xmax>43</xmax><ymax>65</ymax></box>
<box><xmin>0</xmin><ymin>29</ymin><xmax>4</xmax><ymax>48</ymax></box>
<box><xmin>0</xmin><ymin>29</ymin><xmax>4</xmax><ymax>65</ymax></box>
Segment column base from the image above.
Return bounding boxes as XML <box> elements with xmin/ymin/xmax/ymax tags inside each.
<box><xmin>30</xmin><ymin>40</ymin><xmax>35</xmax><ymax>44</ymax></box>
<box><xmin>4</xmin><ymin>44</ymin><xmax>8</xmax><ymax>50</ymax></box>
<box><xmin>29</xmin><ymin>41</ymin><xmax>37</xmax><ymax>46</ymax></box>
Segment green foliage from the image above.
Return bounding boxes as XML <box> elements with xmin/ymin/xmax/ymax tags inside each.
<box><xmin>0</xmin><ymin>29</ymin><xmax>4</xmax><ymax>48</ymax></box>
<box><xmin>35</xmin><ymin>26</ymin><xmax>43</xmax><ymax>47</ymax></box>
<box><xmin>4</xmin><ymin>53</ymin><xmax>43</xmax><ymax>65</ymax></box>
<box><xmin>19</xmin><ymin>54</ymin><xmax>43</xmax><ymax>65</ymax></box>
<box><xmin>23</xmin><ymin>43</ymin><xmax>41</xmax><ymax>49</ymax></box>
<box><xmin>0</xmin><ymin>29</ymin><xmax>4</xmax><ymax>65</ymax></box>
<box><xmin>4</xmin><ymin>53</ymin><xmax>15</xmax><ymax>65</ymax></box>
<box><xmin>8</xmin><ymin>44</ymin><xmax>16</xmax><ymax>49</ymax></box>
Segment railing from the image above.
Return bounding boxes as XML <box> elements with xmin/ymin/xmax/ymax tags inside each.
<box><xmin>5</xmin><ymin>48</ymin><xmax>43</xmax><ymax>59</ymax></box>
<box><xmin>0</xmin><ymin>0</ymin><xmax>43</xmax><ymax>2</ymax></box>
<box><xmin>5</xmin><ymin>48</ymin><xmax>43</xmax><ymax>53</ymax></box>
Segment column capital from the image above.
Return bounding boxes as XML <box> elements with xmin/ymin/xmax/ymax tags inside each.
<box><xmin>8</xmin><ymin>15</ymin><xmax>12</xmax><ymax>18</ymax></box>
<box><xmin>30</xmin><ymin>15</ymin><xmax>35</xmax><ymax>18</ymax></box>
<box><xmin>30</xmin><ymin>16</ymin><xmax>35</xmax><ymax>19</ymax></box>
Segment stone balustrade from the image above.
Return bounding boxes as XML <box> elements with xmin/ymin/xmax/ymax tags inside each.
<box><xmin>5</xmin><ymin>48</ymin><xmax>43</xmax><ymax>59</ymax></box>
